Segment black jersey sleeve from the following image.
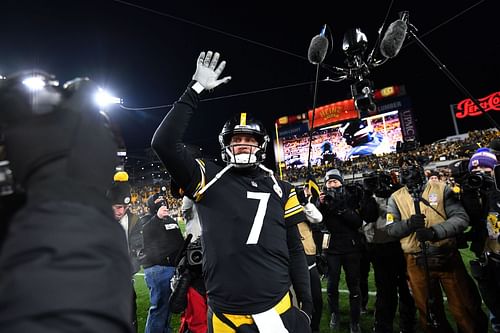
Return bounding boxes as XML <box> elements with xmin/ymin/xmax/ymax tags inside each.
<box><xmin>287</xmin><ymin>224</ymin><xmax>313</xmax><ymax>318</ymax></box>
<box><xmin>151</xmin><ymin>82</ymin><xmax>203</xmax><ymax>196</ymax></box>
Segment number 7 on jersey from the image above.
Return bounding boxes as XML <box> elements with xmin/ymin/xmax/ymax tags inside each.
<box><xmin>246</xmin><ymin>191</ymin><xmax>271</xmax><ymax>244</ymax></box>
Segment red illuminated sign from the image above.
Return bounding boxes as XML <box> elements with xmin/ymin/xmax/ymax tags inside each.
<box><xmin>455</xmin><ymin>91</ymin><xmax>500</xmax><ymax>119</ymax></box>
<box><xmin>308</xmin><ymin>99</ymin><xmax>358</xmax><ymax>128</ymax></box>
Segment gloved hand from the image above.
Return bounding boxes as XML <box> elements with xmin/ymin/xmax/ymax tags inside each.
<box><xmin>296</xmin><ymin>187</ymin><xmax>308</xmax><ymax>206</ymax></box>
<box><xmin>192</xmin><ymin>51</ymin><xmax>231</xmax><ymax>90</ymax></box>
<box><xmin>408</xmin><ymin>214</ymin><xmax>426</xmax><ymax>231</ymax></box>
<box><xmin>416</xmin><ymin>227</ymin><xmax>436</xmax><ymax>242</ymax></box>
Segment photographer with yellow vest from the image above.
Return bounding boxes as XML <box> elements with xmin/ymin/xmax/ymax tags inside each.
<box><xmin>385</xmin><ymin>156</ymin><xmax>487</xmax><ymax>333</ymax></box>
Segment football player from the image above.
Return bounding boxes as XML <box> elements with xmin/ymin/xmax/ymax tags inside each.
<box><xmin>152</xmin><ymin>51</ymin><xmax>312</xmax><ymax>333</ymax></box>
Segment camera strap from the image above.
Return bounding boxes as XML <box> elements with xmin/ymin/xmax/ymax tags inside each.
<box><xmin>419</xmin><ymin>197</ymin><xmax>447</xmax><ymax>220</ymax></box>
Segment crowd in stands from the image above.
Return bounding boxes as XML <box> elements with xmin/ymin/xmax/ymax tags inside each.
<box><xmin>128</xmin><ymin>184</ymin><xmax>182</xmax><ymax>218</ymax></box>
<box><xmin>282</xmin><ymin>128</ymin><xmax>498</xmax><ymax>184</ymax></box>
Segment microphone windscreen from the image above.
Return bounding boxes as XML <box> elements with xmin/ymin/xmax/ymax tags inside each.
<box><xmin>380</xmin><ymin>19</ymin><xmax>407</xmax><ymax>58</ymax></box>
<box><xmin>308</xmin><ymin>34</ymin><xmax>329</xmax><ymax>64</ymax></box>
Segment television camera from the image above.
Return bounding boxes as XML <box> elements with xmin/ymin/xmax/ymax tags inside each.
<box><xmin>363</xmin><ymin>170</ymin><xmax>399</xmax><ymax>198</ymax></box>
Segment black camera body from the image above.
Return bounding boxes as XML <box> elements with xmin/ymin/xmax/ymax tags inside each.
<box><xmin>324</xmin><ymin>182</ymin><xmax>365</xmax><ymax>212</ymax></box>
<box><xmin>461</xmin><ymin>171</ymin><xmax>495</xmax><ymax>192</ymax></box>
<box><xmin>400</xmin><ymin>165</ymin><xmax>426</xmax><ymax>192</ymax></box>
<box><xmin>323</xmin><ymin>187</ymin><xmax>344</xmax><ymax>205</ymax></box>
<box><xmin>186</xmin><ymin>237</ymin><xmax>203</xmax><ymax>267</ymax></box>
<box><xmin>363</xmin><ymin>171</ymin><xmax>397</xmax><ymax>198</ymax></box>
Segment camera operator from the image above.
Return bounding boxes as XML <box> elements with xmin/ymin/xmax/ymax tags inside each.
<box><xmin>142</xmin><ymin>193</ymin><xmax>185</xmax><ymax>333</ymax></box>
<box><xmin>0</xmin><ymin>71</ymin><xmax>132</xmax><ymax>332</ymax></box>
<box><xmin>454</xmin><ymin>149</ymin><xmax>496</xmax><ymax>257</ymax></box>
<box><xmin>462</xmin><ymin>147</ymin><xmax>500</xmax><ymax>332</ymax></box>
<box><xmin>385</xmin><ymin>156</ymin><xmax>487</xmax><ymax>333</ymax></box>
<box><xmin>318</xmin><ymin>168</ymin><xmax>364</xmax><ymax>333</ymax></box>
<box><xmin>361</xmin><ymin>171</ymin><xmax>416</xmax><ymax>333</ymax></box>
<box><xmin>170</xmin><ymin>236</ymin><xmax>207</xmax><ymax>333</ymax></box>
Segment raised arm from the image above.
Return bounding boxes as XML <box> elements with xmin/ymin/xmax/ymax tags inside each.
<box><xmin>151</xmin><ymin>51</ymin><xmax>231</xmax><ymax>195</ymax></box>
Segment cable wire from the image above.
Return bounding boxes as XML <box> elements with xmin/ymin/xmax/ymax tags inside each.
<box><xmin>119</xmin><ymin>79</ymin><xmax>327</xmax><ymax>111</ymax></box>
<box><xmin>401</xmin><ymin>0</ymin><xmax>486</xmax><ymax>50</ymax></box>
<box><xmin>111</xmin><ymin>0</ymin><xmax>307</xmax><ymax>61</ymax></box>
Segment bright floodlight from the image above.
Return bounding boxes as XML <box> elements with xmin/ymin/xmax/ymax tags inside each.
<box><xmin>22</xmin><ymin>76</ymin><xmax>46</xmax><ymax>91</ymax></box>
<box><xmin>95</xmin><ymin>88</ymin><xmax>121</xmax><ymax>108</ymax></box>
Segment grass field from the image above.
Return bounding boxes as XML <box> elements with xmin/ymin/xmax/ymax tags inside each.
<box><xmin>134</xmin><ymin>247</ymin><xmax>493</xmax><ymax>333</ymax></box>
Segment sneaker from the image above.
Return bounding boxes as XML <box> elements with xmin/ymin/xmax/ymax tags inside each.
<box><xmin>329</xmin><ymin>313</ymin><xmax>339</xmax><ymax>330</ymax></box>
<box><xmin>350</xmin><ymin>322</ymin><xmax>362</xmax><ymax>333</ymax></box>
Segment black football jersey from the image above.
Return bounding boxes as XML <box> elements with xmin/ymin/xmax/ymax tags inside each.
<box><xmin>188</xmin><ymin>159</ymin><xmax>305</xmax><ymax>314</ymax></box>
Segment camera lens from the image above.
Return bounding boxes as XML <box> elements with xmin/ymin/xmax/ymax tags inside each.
<box><xmin>188</xmin><ymin>249</ymin><xmax>203</xmax><ymax>266</ymax></box>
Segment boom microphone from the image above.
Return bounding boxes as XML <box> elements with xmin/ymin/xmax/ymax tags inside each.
<box><xmin>308</xmin><ymin>25</ymin><xmax>329</xmax><ymax>64</ymax></box>
<box><xmin>380</xmin><ymin>19</ymin><xmax>408</xmax><ymax>58</ymax></box>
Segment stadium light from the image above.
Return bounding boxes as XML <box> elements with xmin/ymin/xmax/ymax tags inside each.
<box><xmin>21</xmin><ymin>74</ymin><xmax>59</xmax><ymax>92</ymax></box>
<box><xmin>22</xmin><ymin>76</ymin><xmax>47</xmax><ymax>91</ymax></box>
<box><xmin>95</xmin><ymin>88</ymin><xmax>121</xmax><ymax>108</ymax></box>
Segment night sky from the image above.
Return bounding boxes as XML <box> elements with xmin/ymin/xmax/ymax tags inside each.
<box><xmin>1</xmin><ymin>0</ymin><xmax>499</xmax><ymax>167</ymax></box>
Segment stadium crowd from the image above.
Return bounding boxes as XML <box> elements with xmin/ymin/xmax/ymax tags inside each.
<box><xmin>282</xmin><ymin>128</ymin><xmax>498</xmax><ymax>184</ymax></box>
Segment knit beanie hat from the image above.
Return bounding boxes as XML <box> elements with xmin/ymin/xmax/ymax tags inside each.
<box><xmin>106</xmin><ymin>181</ymin><xmax>131</xmax><ymax>205</ymax></box>
<box><xmin>468</xmin><ymin>147</ymin><xmax>497</xmax><ymax>171</ymax></box>
<box><xmin>324</xmin><ymin>169</ymin><xmax>343</xmax><ymax>184</ymax></box>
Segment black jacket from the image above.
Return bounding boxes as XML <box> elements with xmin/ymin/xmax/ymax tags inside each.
<box><xmin>319</xmin><ymin>203</ymin><xmax>363</xmax><ymax>254</ymax></box>
<box><xmin>141</xmin><ymin>215</ymin><xmax>185</xmax><ymax>268</ymax></box>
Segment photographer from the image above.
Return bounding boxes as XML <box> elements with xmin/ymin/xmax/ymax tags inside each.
<box><xmin>385</xmin><ymin>156</ymin><xmax>487</xmax><ymax>333</ymax></box>
<box><xmin>142</xmin><ymin>193</ymin><xmax>185</xmax><ymax>333</ymax></box>
<box><xmin>318</xmin><ymin>169</ymin><xmax>363</xmax><ymax>333</ymax></box>
<box><xmin>462</xmin><ymin>147</ymin><xmax>500</xmax><ymax>332</ymax></box>
<box><xmin>170</xmin><ymin>236</ymin><xmax>207</xmax><ymax>333</ymax></box>
<box><xmin>0</xmin><ymin>72</ymin><xmax>132</xmax><ymax>332</ymax></box>
<box><xmin>362</xmin><ymin>171</ymin><xmax>416</xmax><ymax>333</ymax></box>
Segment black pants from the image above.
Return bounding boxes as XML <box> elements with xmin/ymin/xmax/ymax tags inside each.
<box><xmin>473</xmin><ymin>256</ymin><xmax>500</xmax><ymax>331</ymax></box>
<box><xmin>370</xmin><ymin>242</ymin><xmax>416</xmax><ymax>333</ymax></box>
<box><xmin>132</xmin><ymin>280</ymin><xmax>138</xmax><ymax>333</ymax></box>
<box><xmin>359</xmin><ymin>248</ymin><xmax>371</xmax><ymax>309</ymax></box>
<box><xmin>326</xmin><ymin>252</ymin><xmax>361</xmax><ymax>325</ymax></box>
<box><xmin>307</xmin><ymin>255</ymin><xmax>323</xmax><ymax>331</ymax></box>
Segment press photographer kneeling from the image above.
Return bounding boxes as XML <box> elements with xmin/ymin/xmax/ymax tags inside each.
<box><xmin>385</xmin><ymin>156</ymin><xmax>487</xmax><ymax>333</ymax></box>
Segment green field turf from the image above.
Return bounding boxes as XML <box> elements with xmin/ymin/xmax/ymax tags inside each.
<box><xmin>134</xmin><ymin>247</ymin><xmax>493</xmax><ymax>333</ymax></box>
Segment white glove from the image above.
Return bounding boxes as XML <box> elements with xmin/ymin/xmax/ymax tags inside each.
<box><xmin>192</xmin><ymin>51</ymin><xmax>231</xmax><ymax>90</ymax></box>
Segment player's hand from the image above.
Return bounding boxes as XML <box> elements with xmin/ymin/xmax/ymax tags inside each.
<box><xmin>192</xmin><ymin>51</ymin><xmax>231</xmax><ymax>90</ymax></box>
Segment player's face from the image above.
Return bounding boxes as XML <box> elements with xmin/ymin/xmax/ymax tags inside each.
<box><xmin>229</xmin><ymin>134</ymin><xmax>258</xmax><ymax>155</ymax></box>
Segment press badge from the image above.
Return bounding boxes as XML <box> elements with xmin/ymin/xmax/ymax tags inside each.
<box><xmin>386</xmin><ymin>213</ymin><xmax>394</xmax><ymax>225</ymax></box>
<box><xmin>428</xmin><ymin>193</ymin><xmax>438</xmax><ymax>206</ymax></box>
<box><xmin>164</xmin><ymin>223</ymin><xmax>179</xmax><ymax>231</ymax></box>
